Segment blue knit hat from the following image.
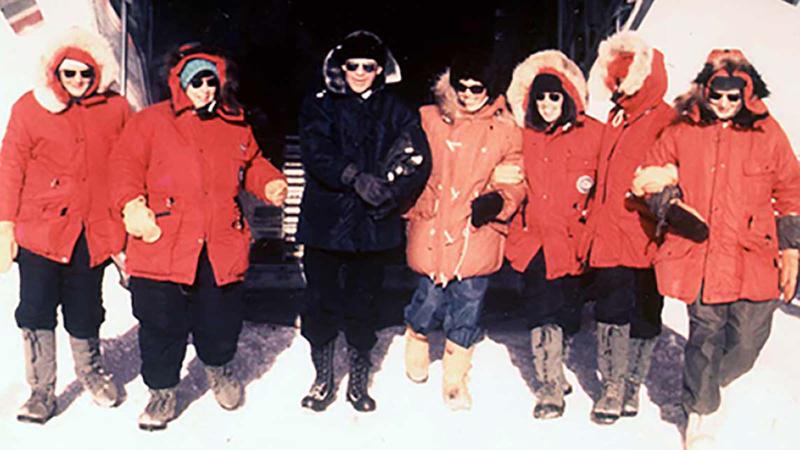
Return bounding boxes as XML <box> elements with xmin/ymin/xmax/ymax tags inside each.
<box><xmin>179</xmin><ymin>58</ymin><xmax>218</xmax><ymax>89</ymax></box>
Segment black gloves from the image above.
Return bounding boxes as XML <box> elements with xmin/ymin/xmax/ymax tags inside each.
<box><xmin>646</xmin><ymin>185</ymin><xmax>709</xmax><ymax>243</ymax></box>
<box><xmin>383</xmin><ymin>134</ymin><xmax>425</xmax><ymax>183</ymax></box>
<box><xmin>471</xmin><ymin>192</ymin><xmax>504</xmax><ymax>228</ymax></box>
<box><xmin>353</xmin><ymin>172</ymin><xmax>394</xmax><ymax>207</ymax></box>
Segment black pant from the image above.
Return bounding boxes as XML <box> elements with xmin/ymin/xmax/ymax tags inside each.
<box><xmin>682</xmin><ymin>298</ymin><xmax>777</xmax><ymax>414</ymax></box>
<box><xmin>131</xmin><ymin>249</ymin><xmax>244</xmax><ymax>389</ymax></box>
<box><xmin>15</xmin><ymin>232</ymin><xmax>106</xmax><ymax>339</ymax></box>
<box><xmin>562</xmin><ymin>267</ymin><xmax>663</xmax><ymax>339</ymax></box>
<box><xmin>300</xmin><ymin>246</ymin><xmax>390</xmax><ymax>353</ymax></box>
<box><xmin>519</xmin><ymin>251</ymin><xmax>582</xmax><ymax>330</ymax></box>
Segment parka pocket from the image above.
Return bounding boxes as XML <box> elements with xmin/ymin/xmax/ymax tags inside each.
<box><xmin>742</xmin><ymin>159</ymin><xmax>775</xmax><ymax>205</ymax></box>
<box><xmin>126</xmin><ymin>194</ymin><xmax>183</xmax><ymax>276</ymax></box>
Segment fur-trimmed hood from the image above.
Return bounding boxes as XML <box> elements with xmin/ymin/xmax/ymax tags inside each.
<box><xmin>322</xmin><ymin>30</ymin><xmax>402</xmax><ymax>95</ymax></box>
<box><xmin>507</xmin><ymin>50</ymin><xmax>588</xmax><ymax>128</ymax></box>
<box><xmin>433</xmin><ymin>70</ymin><xmax>510</xmax><ymax>123</ymax></box>
<box><xmin>33</xmin><ymin>27</ymin><xmax>118</xmax><ymax>114</ymax></box>
<box><xmin>166</xmin><ymin>44</ymin><xmax>243</xmax><ymax>122</ymax></box>
<box><xmin>673</xmin><ymin>48</ymin><xmax>770</xmax><ymax>126</ymax></box>
<box><xmin>588</xmin><ymin>31</ymin><xmax>667</xmax><ymax>117</ymax></box>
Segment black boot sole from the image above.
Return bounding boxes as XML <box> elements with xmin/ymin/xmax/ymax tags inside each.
<box><xmin>346</xmin><ymin>394</ymin><xmax>376</xmax><ymax>413</ymax></box>
<box><xmin>138</xmin><ymin>422</ymin><xmax>168</xmax><ymax>431</ymax></box>
<box><xmin>301</xmin><ymin>394</ymin><xmax>336</xmax><ymax>412</ymax></box>
<box><xmin>533</xmin><ymin>404</ymin><xmax>565</xmax><ymax>420</ymax></box>
<box><xmin>17</xmin><ymin>414</ymin><xmax>53</xmax><ymax>425</ymax></box>
<box><xmin>621</xmin><ymin>410</ymin><xmax>638</xmax><ymax>417</ymax></box>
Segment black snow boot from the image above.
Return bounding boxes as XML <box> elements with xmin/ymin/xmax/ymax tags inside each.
<box><xmin>346</xmin><ymin>346</ymin><xmax>376</xmax><ymax>412</ymax></box>
<box><xmin>622</xmin><ymin>337</ymin><xmax>657</xmax><ymax>417</ymax></box>
<box><xmin>301</xmin><ymin>339</ymin><xmax>336</xmax><ymax>412</ymax></box>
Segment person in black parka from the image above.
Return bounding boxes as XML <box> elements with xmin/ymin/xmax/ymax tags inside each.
<box><xmin>297</xmin><ymin>30</ymin><xmax>431</xmax><ymax>413</ymax></box>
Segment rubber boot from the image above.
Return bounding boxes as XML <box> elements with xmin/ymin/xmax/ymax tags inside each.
<box><xmin>591</xmin><ymin>322</ymin><xmax>630</xmax><ymax>424</ymax></box>
<box><xmin>138</xmin><ymin>387</ymin><xmax>177</xmax><ymax>431</ymax></box>
<box><xmin>346</xmin><ymin>346</ymin><xmax>376</xmax><ymax>412</ymax></box>
<box><xmin>622</xmin><ymin>337</ymin><xmax>657</xmax><ymax>417</ymax></box>
<box><xmin>442</xmin><ymin>340</ymin><xmax>474</xmax><ymax>411</ymax></box>
<box><xmin>301</xmin><ymin>339</ymin><xmax>336</xmax><ymax>412</ymax></box>
<box><xmin>205</xmin><ymin>362</ymin><xmax>243</xmax><ymax>410</ymax></box>
<box><xmin>17</xmin><ymin>329</ymin><xmax>57</xmax><ymax>424</ymax></box>
<box><xmin>69</xmin><ymin>336</ymin><xmax>119</xmax><ymax>407</ymax></box>
<box><xmin>531</xmin><ymin>324</ymin><xmax>566</xmax><ymax>419</ymax></box>
<box><xmin>404</xmin><ymin>326</ymin><xmax>429</xmax><ymax>383</ymax></box>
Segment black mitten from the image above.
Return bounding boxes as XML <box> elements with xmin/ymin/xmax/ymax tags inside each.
<box><xmin>353</xmin><ymin>172</ymin><xmax>394</xmax><ymax>207</ymax></box>
<box><xmin>666</xmin><ymin>203</ymin><xmax>709</xmax><ymax>243</ymax></box>
<box><xmin>471</xmin><ymin>192</ymin><xmax>504</xmax><ymax>228</ymax></box>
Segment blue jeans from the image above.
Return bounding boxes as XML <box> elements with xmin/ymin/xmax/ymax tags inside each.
<box><xmin>404</xmin><ymin>275</ymin><xmax>489</xmax><ymax>348</ymax></box>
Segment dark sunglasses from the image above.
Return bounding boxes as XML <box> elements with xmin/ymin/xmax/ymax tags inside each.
<box><xmin>343</xmin><ymin>62</ymin><xmax>378</xmax><ymax>73</ymax></box>
<box><xmin>535</xmin><ymin>92</ymin><xmax>563</xmax><ymax>102</ymax></box>
<box><xmin>455</xmin><ymin>83</ymin><xmax>487</xmax><ymax>94</ymax></box>
<box><xmin>60</xmin><ymin>69</ymin><xmax>94</xmax><ymax>79</ymax></box>
<box><xmin>708</xmin><ymin>91</ymin><xmax>741</xmax><ymax>102</ymax></box>
<box><xmin>190</xmin><ymin>76</ymin><xmax>219</xmax><ymax>89</ymax></box>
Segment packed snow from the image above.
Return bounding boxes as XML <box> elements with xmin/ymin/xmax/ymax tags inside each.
<box><xmin>1</xmin><ymin>266</ymin><xmax>798</xmax><ymax>450</ymax></box>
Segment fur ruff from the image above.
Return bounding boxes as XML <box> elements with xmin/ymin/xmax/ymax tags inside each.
<box><xmin>507</xmin><ymin>50</ymin><xmax>587</xmax><ymax>128</ymax></box>
<box><xmin>588</xmin><ymin>31</ymin><xmax>653</xmax><ymax>99</ymax></box>
<box><xmin>33</xmin><ymin>27</ymin><xmax>118</xmax><ymax>113</ymax></box>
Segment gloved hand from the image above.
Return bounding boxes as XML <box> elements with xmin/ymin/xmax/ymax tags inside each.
<box><xmin>471</xmin><ymin>192</ymin><xmax>504</xmax><ymax>228</ymax></box>
<box><xmin>385</xmin><ymin>146</ymin><xmax>424</xmax><ymax>183</ymax></box>
<box><xmin>645</xmin><ymin>185</ymin><xmax>708</xmax><ymax>243</ymax></box>
<box><xmin>265</xmin><ymin>179</ymin><xmax>288</xmax><ymax>207</ymax></box>
<box><xmin>632</xmin><ymin>164</ymin><xmax>678</xmax><ymax>196</ymax></box>
<box><xmin>491</xmin><ymin>164</ymin><xmax>524</xmax><ymax>185</ymax></box>
<box><xmin>354</xmin><ymin>172</ymin><xmax>394</xmax><ymax>207</ymax></box>
<box><xmin>0</xmin><ymin>221</ymin><xmax>18</xmax><ymax>273</ymax></box>
<box><xmin>780</xmin><ymin>248</ymin><xmax>799</xmax><ymax>302</ymax></box>
<box><xmin>122</xmin><ymin>196</ymin><xmax>162</xmax><ymax>244</ymax></box>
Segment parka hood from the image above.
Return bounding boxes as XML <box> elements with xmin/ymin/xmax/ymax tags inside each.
<box><xmin>322</xmin><ymin>30</ymin><xmax>402</xmax><ymax>95</ymax></box>
<box><xmin>433</xmin><ymin>70</ymin><xmax>510</xmax><ymax>124</ymax></box>
<box><xmin>33</xmin><ymin>27</ymin><xmax>118</xmax><ymax>113</ymax></box>
<box><xmin>507</xmin><ymin>50</ymin><xmax>588</xmax><ymax>128</ymax></box>
<box><xmin>673</xmin><ymin>48</ymin><xmax>770</xmax><ymax>126</ymax></box>
<box><xmin>166</xmin><ymin>44</ymin><xmax>243</xmax><ymax>122</ymax></box>
<box><xmin>589</xmin><ymin>31</ymin><xmax>667</xmax><ymax>118</ymax></box>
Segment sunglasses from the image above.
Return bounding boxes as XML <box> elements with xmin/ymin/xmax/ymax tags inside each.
<box><xmin>455</xmin><ymin>83</ymin><xmax>487</xmax><ymax>94</ymax></box>
<box><xmin>190</xmin><ymin>76</ymin><xmax>219</xmax><ymax>89</ymax></box>
<box><xmin>708</xmin><ymin>91</ymin><xmax>741</xmax><ymax>102</ymax></box>
<box><xmin>535</xmin><ymin>92</ymin><xmax>563</xmax><ymax>102</ymax></box>
<box><xmin>343</xmin><ymin>62</ymin><xmax>378</xmax><ymax>73</ymax></box>
<box><xmin>60</xmin><ymin>69</ymin><xmax>94</xmax><ymax>79</ymax></box>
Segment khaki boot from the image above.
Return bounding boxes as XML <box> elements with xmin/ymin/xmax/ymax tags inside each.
<box><xmin>138</xmin><ymin>388</ymin><xmax>177</xmax><ymax>431</ymax></box>
<box><xmin>205</xmin><ymin>363</ymin><xmax>243</xmax><ymax>410</ymax></box>
<box><xmin>69</xmin><ymin>336</ymin><xmax>119</xmax><ymax>407</ymax></box>
<box><xmin>442</xmin><ymin>340</ymin><xmax>474</xmax><ymax>411</ymax></box>
<box><xmin>404</xmin><ymin>326</ymin><xmax>430</xmax><ymax>383</ymax></box>
<box><xmin>531</xmin><ymin>324</ymin><xmax>566</xmax><ymax>419</ymax></box>
<box><xmin>17</xmin><ymin>329</ymin><xmax>57</xmax><ymax>424</ymax></box>
<box><xmin>622</xmin><ymin>337</ymin><xmax>657</xmax><ymax>417</ymax></box>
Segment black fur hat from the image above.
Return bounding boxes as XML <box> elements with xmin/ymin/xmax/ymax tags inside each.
<box><xmin>448</xmin><ymin>50</ymin><xmax>500</xmax><ymax>102</ymax></box>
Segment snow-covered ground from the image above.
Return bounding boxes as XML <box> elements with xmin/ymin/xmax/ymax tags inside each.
<box><xmin>1</xmin><ymin>265</ymin><xmax>798</xmax><ymax>450</ymax></box>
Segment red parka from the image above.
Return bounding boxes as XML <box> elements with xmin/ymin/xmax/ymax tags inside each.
<box><xmin>505</xmin><ymin>50</ymin><xmax>603</xmax><ymax>279</ymax></box>
<box><xmin>580</xmin><ymin>32</ymin><xmax>675</xmax><ymax>269</ymax></box>
<box><xmin>109</xmin><ymin>50</ymin><xmax>285</xmax><ymax>286</ymax></box>
<box><xmin>405</xmin><ymin>71</ymin><xmax>525</xmax><ymax>285</ymax></box>
<box><xmin>0</xmin><ymin>28</ymin><xmax>130</xmax><ymax>266</ymax></box>
<box><xmin>644</xmin><ymin>50</ymin><xmax>800</xmax><ymax>304</ymax></box>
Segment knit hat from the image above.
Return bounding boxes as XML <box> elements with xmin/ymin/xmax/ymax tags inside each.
<box><xmin>531</xmin><ymin>73</ymin><xmax>563</xmax><ymax>95</ymax></box>
<box><xmin>179</xmin><ymin>58</ymin><xmax>218</xmax><ymax>89</ymax></box>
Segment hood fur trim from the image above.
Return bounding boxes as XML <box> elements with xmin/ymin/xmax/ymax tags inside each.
<box><xmin>507</xmin><ymin>50</ymin><xmax>587</xmax><ymax>128</ymax></box>
<box><xmin>674</xmin><ymin>48</ymin><xmax>769</xmax><ymax>124</ymax></box>
<box><xmin>33</xmin><ymin>27</ymin><xmax>118</xmax><ymax>113</ymax></box>
<box><xmin>433</xmin><ymin>70</ymin><xmax>509</xmax><ymax>123</ymax></box>
<box><xmin>322</xmin><ymin>30</ymin><xmax>401</xmax><ymax>95</ymax></box>
<box><xmin>588</xmin><ymin>31</ymin><xmax>652</xmax><ymax>99</ymax></box>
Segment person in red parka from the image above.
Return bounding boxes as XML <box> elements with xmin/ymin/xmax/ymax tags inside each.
<box><xmin>109</xmin><ymin>44</ymin><xmax>287</xmax><ymax>431</ymax></box>
<box><xmin>504</xmin><ymin>50</ymin><xmax>602</xmax><ymax>419</ymax></box>
<box><xmin>0</xmin><ymin>27</ymin><xmax>130</xmax><ymax>424</ymax></box>
<box><xmin>579</xmin><ymin>31</ymin><xmax>675</xmax><ymax>424</ymax></box>
<box><xmin>632</xmin><ymin>49</ymin><xmax>800</xmax><ymax>450</ymax></box>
